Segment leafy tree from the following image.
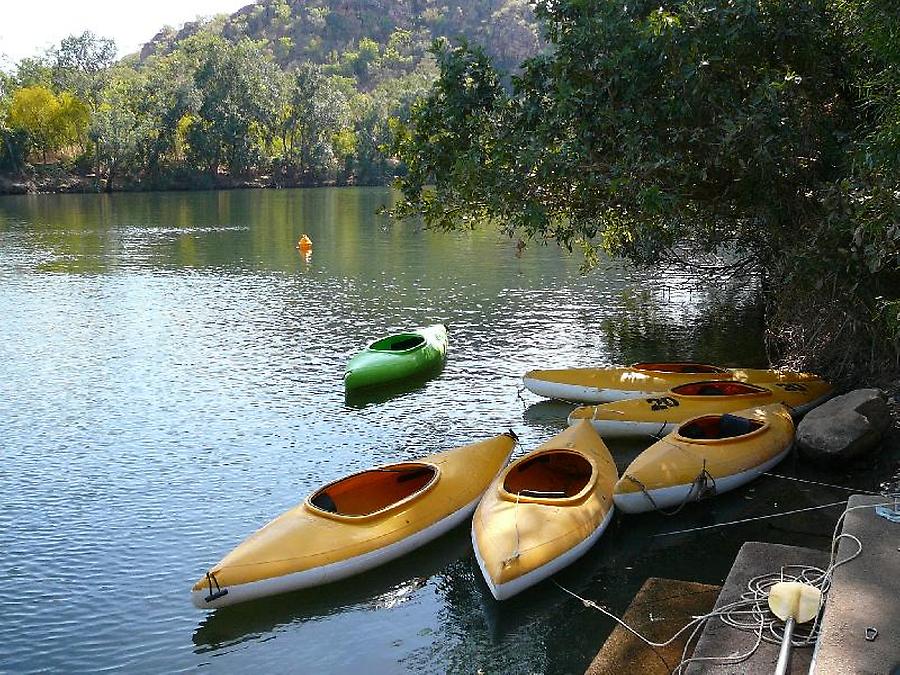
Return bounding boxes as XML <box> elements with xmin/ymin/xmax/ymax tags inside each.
<box><xmin>7</xmin><ymin>86</ymin><xmax>62</xmax><ymax>162</ymax></box>
<box><xmin>393</xmin><ymin>1</ymin><xmax>900</xmax><ymax>381</ymax></box>
<box><xmin>129</xmin><ymin>54</ymin><xmax>201</xmax><ymax>178</ymax></box>
<box><xmin>0</xmin><ymin>74</ymin><xmax>27</xmax><ymax>172</ymax></box>
<box><xmin>13</xmin><ymin>57</ymin><xmax>53</xmax><ymax>89</ymax></box>
<box><xmin>275</xmin><ymin>64</ymin><xmax>350</xmax><ymax>180</ymax></box>
<box><xmin>54</xmin><ymin>92</ymin><xmax>90</xmax><ymax>150</ymax></box>
<box><xmin>353</xmin><ymin>60</ymin><xmax>436</xmax><ymax>183</ymax></box>
<box><xmin>1</xmin><ymin>0</ymin><xmax>547</xmax><ymax>189</ymax></box>
<box><xmin>52</xmin><ymin>31</ymin><xmax>117</xmax><ymax>106</ymax></box>
<box><xmin>91</xmin><ymin>77</ymin><xmax>152</xmax><ymax>190</ymax></box>
<box><xmin>182</xmin><ymin>37</ymin><xmax>283</xmax><ymax>175</ymax></box>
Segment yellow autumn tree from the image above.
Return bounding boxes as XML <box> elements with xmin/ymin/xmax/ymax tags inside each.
<box><xmin>7</xmin><ymin>85</ymin><xmax>89</xmax><ymax>162</ymax></box>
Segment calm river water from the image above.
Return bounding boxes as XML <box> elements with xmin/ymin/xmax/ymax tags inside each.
<box><xmin>0</xmin><ymin>188</ymin><xmax>893</xmax><ymax>673</ymax></box>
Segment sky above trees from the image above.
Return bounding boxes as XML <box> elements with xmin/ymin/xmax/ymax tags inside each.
<box><xmin>0</xmin><ymin>0</ymin><xmax>249</xmax><ymax>66</ymax></box>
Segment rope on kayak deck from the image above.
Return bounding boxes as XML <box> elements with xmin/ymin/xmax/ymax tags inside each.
<box><xmin>622</xmin><ymin>460</ymin><xmax>717</xmax><ymax>516</ymax></box>
<box><xmin>502</xmin><ymin>491</ymin><xmax>523</xmax><ymax>568</ymax></box>
<box><xmin>554</xmin><ymin>501</ymin><xmax>887</xmax><ymax>673</ymax></box>
<box><xmin>651</xmin><ymin>421</ymin><xmax>670</xmax><ymax>440</ymax></box>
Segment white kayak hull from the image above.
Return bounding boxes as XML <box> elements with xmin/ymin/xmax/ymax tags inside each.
<box><xmin>522</xmin><ymin>377</ymin><xmax>644</xmax><ymax>404</ymax></box>
<box><xmin>568</xmin><ymin>416</ymin><xmax>678</xmax><ymax>439</ymax></box>
<box><xmin>472</xmin><ymin>507</ymin><xmax>615</xmax><ymax>601</ymax></box>
<box><xmin>192</xmin><ymin>494</ymin><xmax>481</xmax><ymax>608</ymax></box>
<box><xmin>613</xmin><ymin>444</ymin><xmax>793</xmax><ymax>514</ymax></box>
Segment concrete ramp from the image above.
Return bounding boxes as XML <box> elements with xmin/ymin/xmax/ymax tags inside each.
<box><xmin>813</xmin><ymin>494</ymin><xmax>900</xmax><ymax>674</ymax></box>
<box><xmin>686</xmin><ymin>542</ymin><xmax>828</xmax><ymax>674</ymax></box>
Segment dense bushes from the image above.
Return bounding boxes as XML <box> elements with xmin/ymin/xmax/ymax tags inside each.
<box><xmin>392</xmin><ymin>0</ymin><xmax>900</xmax><ymax>382</ymax></box>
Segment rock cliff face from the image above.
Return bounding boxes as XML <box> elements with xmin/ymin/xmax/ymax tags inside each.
<box><xmin>796</xmin><ymin>388</ymin><xmax>892</xmax><ymax>464</ymax></box>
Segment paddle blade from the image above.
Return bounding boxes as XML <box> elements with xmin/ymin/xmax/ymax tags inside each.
<box><xmin>768</xmin><ymin>581</ymin><xmax>822</xmax><ymax>624</ymax></box>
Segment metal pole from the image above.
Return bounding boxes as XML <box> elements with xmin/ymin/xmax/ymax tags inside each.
<box><xmin>775</xmin><ymin>616</ymin><xmax>796</xmax><ymax>675</ymax></box>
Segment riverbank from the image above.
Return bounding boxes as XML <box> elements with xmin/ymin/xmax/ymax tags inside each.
<box><xmin>585</xmin><ymin>416</ymin><xmax>899</xmax><ymax>674</ymax></box>
<box><xmin>0</xmin><ymin>168</ymin><xmax>371</xmax><ymax>196</ymax></box>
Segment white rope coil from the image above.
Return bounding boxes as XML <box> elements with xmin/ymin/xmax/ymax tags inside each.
<box><xmin>555</xmin><ymin>501</ymin><xmax>888</xmax><ymax>673</ymax></box>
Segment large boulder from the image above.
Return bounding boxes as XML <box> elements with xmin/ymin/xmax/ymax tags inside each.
<box><xmin>797</xmin><ymin>388</ymin><xmax>892</xmax><ymax>464</ymax></box>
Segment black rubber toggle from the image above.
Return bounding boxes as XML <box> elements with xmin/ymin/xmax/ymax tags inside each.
<box><xmin>204</xmin><ymin>588</ymin><xmax>229</xmax><ymax>602</ymax></box>
<box><xmin>204</xmin><ymin>571</ymin><xmax>228</xmax><ymax>603</ymax></box>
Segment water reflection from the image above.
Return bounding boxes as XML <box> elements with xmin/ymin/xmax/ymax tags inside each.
<box><xmin>5</xmin><ymin>187</ymin><xmax>878</xmax><ymax>674</ymax></box>
<box><xmin>343</xmin><ymin>363</ymin><xmax>446</xmax><ymax>408</ymax></box>
<box><xmin>521</xmin><ymin>400</ymin><xmax>576</xmax><ymax>432</ymax></box>
<box><xmin>193</xmin><ymin>523</ymin><xmax>471</xmax><ymax>652</ymax></box>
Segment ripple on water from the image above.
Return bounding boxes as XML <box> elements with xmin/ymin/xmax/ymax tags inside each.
<box><xmin>0</xmin><ymin>188</ymin><xmax>784</xmax><ymax>673</ymax></box>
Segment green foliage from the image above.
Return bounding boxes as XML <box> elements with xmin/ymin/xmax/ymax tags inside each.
<box><xmin>393</xmin><ymin>0</ymin><xmax>900</xmax><ymax>381</ymax></box>
<box><xmin>140</xmin><ymin>0</ymin><xmax>541</xmax><ymax>85</ymax></box>
<box><xmin>52</xmin><ymin>31</ymin><xmax>117</xmax><ymax>105</ymax></box>
<box><xmin>273</xmin><ymin>64</ymin><xmax>351</xmax><ymax>179</ymax></box>
<box><xmin>184</xmin><ymin>38</ymin><xmax>283</xmax><ymax>175</ymax></box>
<box><xmin>12</xmin><ymin>57</ymin><xmax>53</xmax><ymax>89</ymax></box>
<box><xmin>54</xmin><ymin>92</ymin><xmax>90</xmax><ymax>148</ymax></box>
<box><xmin>1</xmin><ymin>0</ymin><xmax>545</xmax><ymax>189</ymax></box>
<box><xmin>91</xmin><ymin>76</ymin><xmax>153</xmax><ymax>189</ymax></box>
<box><xmin>7</xmin><ymin>85</ymin><xmax>89</xmax><ymax>162</ymax></box>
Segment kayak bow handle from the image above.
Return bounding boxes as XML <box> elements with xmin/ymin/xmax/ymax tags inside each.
<box><xmin>204</xmin><ymin>571</ymin><xmax>229</xmax><ymax>603</ymax></box>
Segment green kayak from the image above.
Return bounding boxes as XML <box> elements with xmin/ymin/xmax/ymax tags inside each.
<box><xmin>344</xmin><ymin>324</ymin><xmax>448</xmax><ymax>391</ymax></box>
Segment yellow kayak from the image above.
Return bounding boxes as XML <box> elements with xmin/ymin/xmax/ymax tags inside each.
<box><xmin>192</xmin><ymin>432</ymin><xmax>516</xmax><ymax>608</ymax></box>
<box><xmin>472</xmin><ymin>420</ymin><xmax>618</xmax><ymax>600</ymax></box>
<box><xmin>523</xmin><ymin>362</ymin><xmax>825</xmax><ymax>403</ymax></box>
<box><xmin>569</xmin><ymin>379</ymin><xmax>832</xmax><ymax>438</ymax></box>
<box><xmin>613</xmin><ymin>404</ymin><xmax>794</xmax><ymax>514</ymax></box>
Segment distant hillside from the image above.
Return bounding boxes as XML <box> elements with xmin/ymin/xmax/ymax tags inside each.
<box><xmin>139</xmin><ymin>0</ymin><xmax>541</xmax><ymax>85</ymax></box>
<box><xmin>0</xmin><ymin>0</ymin><xmax>543</xmax><ymax>192</ymax></box>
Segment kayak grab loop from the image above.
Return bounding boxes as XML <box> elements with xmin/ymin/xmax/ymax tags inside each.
<box><xmin>204</xmin><ymin>571</ymin><xmax>228</xmax><ymax>603</ymax></box>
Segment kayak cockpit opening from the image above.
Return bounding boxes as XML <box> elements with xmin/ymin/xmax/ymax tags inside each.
<box><xmin>307</xmin><ymin>463</ymin><xmax>438</xmax><ymax>517</ymax></box>
<box><xmin>503</xmin><ymin>451</ymin><xmax>593</xmax><ymax>500</ymax></box>
<box><xmin>672</xmin><ymin>381</ymin><xmax>769</xmax><ymax>396</ymax></box>
<box><xmin>633</xmin><ymin>362</ymin><xmax>729</xmax><ymax>374</ymax></box>
<box><xmin>370</xmin><ymin>334</ymin><xmax>425</xmax><ymax>352</ymax></box>
<box><xmin>678</xmin><ymin>414</ymin><xmax>764</xmax><ymax>440</ymax></box>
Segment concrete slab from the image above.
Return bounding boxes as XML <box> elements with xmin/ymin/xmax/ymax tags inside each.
<box><xmin>813</xmin><ymin>494</ymin><xmax>900</xmax><ymax>675</ymax></box>
<box><xmin>686</xmin><ymin>542</ymin><xmax>829</xmax><ymax>674</ymax></box>
<box><xmin>585</xmin><ymin>577</ymin><xmax>721</xmax><ymax>675</ymax></box>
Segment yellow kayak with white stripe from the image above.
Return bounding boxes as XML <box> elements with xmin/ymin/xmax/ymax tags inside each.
<box><xmin>192</xmin><ymin>432</ymin><xmax>516</xmax><ymax>608</ymax></box>
<box><xmin>569</xmin><ymin>379</ymin><xmax>833</xmax><ymax>438</ymax></box>
<box><xmin>613</xmin><ymin>404</ymin><xmax>794</xmax><ymax>514</ymax></box>
<box><xmin>523</xmin><ymin>362</ymin><xmax>826</xmax><ymax>403</ymax></box>
<box><xmin>472</xmin><ymin>420</ymin><xmax>618</xmax><ymax>600</ymax></box>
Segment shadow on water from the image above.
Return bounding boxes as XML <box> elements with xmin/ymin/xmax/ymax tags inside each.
<box><xmin>343</xmin><ymin>362</ymin><xmax>446</xmax><ymax>408</ymax></box>
<box><xmin>8</xmin><ymin>188</ymin><xmax>899</xmax><ymax>673</ymax></box>
<box><xmin>521</xmin><ymin>400</ymin><xmax>577</xmax><ymax>432</ymax></box>
<box><xmin>192</xmin><ymin>520</ymin><xmax>471</xmax><ymax>652</ymax></box>
<box><xmin>421</xmin><ymin>447</ymin><xmax>887</xmax><ymax>675</ymax></box>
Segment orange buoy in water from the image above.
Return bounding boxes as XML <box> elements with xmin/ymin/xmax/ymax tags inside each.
<box><xmin>297</xmin><ymin>234</ymin><xmax>313</xmax><ymax>250</ymax></box>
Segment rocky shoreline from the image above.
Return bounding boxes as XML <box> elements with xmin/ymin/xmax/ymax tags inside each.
<box><xmin>797</xmin><ymin>388</ymin><xmax>894</xmax><ymax>464</ymax></box>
